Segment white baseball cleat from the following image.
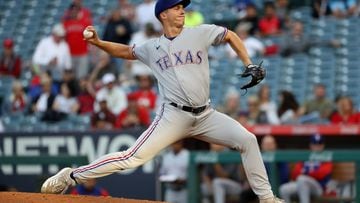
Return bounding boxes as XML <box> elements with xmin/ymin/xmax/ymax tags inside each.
<box><xmin>41</xmin><ymin>167</ymin><xmax>76</xmax><ymax>194</ymax></box>
<box><xmin>260</xmin><ymin>197</ymin><xmax>286</xmax><ymax>203</ymax></box>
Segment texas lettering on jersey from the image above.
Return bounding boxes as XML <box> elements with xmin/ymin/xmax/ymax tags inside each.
<box><xmin>155</xmin><ymin>50</ymin><xmax>203</xmax><ymax>71</ymax></box>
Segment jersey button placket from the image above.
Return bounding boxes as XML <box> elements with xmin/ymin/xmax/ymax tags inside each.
<box><xmin>169</xmin><ymin>42</ymin><xmax>192</xmax><ymax>105</ymax></box>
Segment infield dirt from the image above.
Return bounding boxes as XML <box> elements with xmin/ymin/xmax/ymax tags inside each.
<box><xmin>0</xmin><ymin>192</ymin><xmax>165</xmax><ymax>203</ymax></box>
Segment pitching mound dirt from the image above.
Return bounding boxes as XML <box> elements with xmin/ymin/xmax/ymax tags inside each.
<box><xmin>0</xmin><ymin>192</ymin><xmax>164</xmax><ymax>203</ymax></box>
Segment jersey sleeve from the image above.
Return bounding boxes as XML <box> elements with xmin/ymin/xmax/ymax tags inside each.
<box><xmin>132</xmin><ymin>43</ymin><xmax>150</xmax><ymax>65</ymax></box>
<box><xmin>198</xmin><ymin>24</ymin><xmax>228</xmax><ymax>47</ymax></box>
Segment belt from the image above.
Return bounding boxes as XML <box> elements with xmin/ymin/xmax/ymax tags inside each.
<box><xmin>170</xmin><ymin>102</ymin><xmax>207</xmax><ymax>114</ymax></box>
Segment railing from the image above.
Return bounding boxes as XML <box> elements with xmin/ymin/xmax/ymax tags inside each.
<box><xmin>187</xmin><ymin>150</ymin><xmax>360</xmax><ymax>203</ymax></box>
<box><xmin>245</xmin><ymin>125</ymin><xmax>360</xmax><ymax>135</ymax></box>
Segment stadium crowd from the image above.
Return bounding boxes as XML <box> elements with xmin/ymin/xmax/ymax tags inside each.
<box><xmin>0</xmin><ymin>0</ymin><xmax>359</xmax><ymax>202</ymax></box>
<box><xmin>1</xmin><ymin>0</ymin><xmax>359</xmax><ymax>133</ymax></box>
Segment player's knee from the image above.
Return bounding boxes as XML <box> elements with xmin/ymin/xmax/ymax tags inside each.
<box><xmin>132</xmin><ymin>154</ymin><xmax>148</xmax><ymax>164</ymax></box>
<box><xmin>233</xmin><ymin>132</ymin><xmax>257</xmax><ymax>151</ymax></box>
<box><xmin>121</xmin><ymin>152</ymin><xmax>149</xmax><ymax>169</ymax></box>
<box><xmin>244</xmin><ymin>132</ymin><xmax>258</xmax><ymax>146</ymax></box>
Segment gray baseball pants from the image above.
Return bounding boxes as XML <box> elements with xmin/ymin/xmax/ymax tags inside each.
<box><xmin>72</xmin><ymin>103</ymin><xmax>274</xmax><ymax>199</ymax></box>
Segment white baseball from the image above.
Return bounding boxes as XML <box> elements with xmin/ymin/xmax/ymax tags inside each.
<box><xmin>83</xmin><ymin>29</ymin><xmax>93</xmax><ymax>39</ymax></box>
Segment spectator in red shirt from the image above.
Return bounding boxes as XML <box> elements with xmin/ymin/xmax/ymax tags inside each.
<box><xmin>258</xmin><ymin>2</ymin><xmax>281</xmax><ymax>37</ymax></box>
<box><xmin>115</xmin><ymin>93</ymin><xmax>151</xmax><ymax>129</ymax></box>
<box><xmin>0</xmin><ymin>38</ymin><xmax>21</xmax><ymax>78</ymax></box>
<box><xmin>63</xmin><ymin>0</ymin><xmax>92</xmax><ymax>22</ymax></box>
<box><xmin>70</xmin><ymin>178</ymin><xmax>109</xmax><ymax>196</ymax></box>
<box><xmin>91</xmin><ymin>94</ymin><xmax>116</xmax><ymax>130</ymax></box>
<box><xmin>280</xmin><ymin>134</ymin><xmax>333</xmax><ymax>203</ymax></box>
<box><xmin>63</xmin><ymin>2</ymin><xmax>92</xmax><ymax>79</ymax></box>
<box><xmin>331</xmin><ymin>96</ymin><xmax>360</xmax><ymax>124</ymax></box>
<box><xmin>77</xmin><ymin>76</ymin><xmax>95</xmax><ymax>115</ymax></box>
<box><xmin>130</xmin><ymin>74</ymin><xmax>157</xmax><ymax>112</ymax></box>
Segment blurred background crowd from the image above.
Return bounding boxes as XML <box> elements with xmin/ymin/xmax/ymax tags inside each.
<box><xmin>0</xmin><ymin>0</ymin><xmax>360</xmax><ymax>132</ymax></box>
<box><xmin>1</xmin><ymin>0</ymin><xmax>360</xmax><ymax>202</ymax></box>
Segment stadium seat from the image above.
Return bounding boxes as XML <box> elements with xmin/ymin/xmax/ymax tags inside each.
<box><xmin>4</xmin><ymin>123</ymin><xmax>21</xmax><ymax>132</ymax></box>
<box><xmin>0</xmin><ymin>76</ymin><xmax>14</xmax><ymax>98</ymax></box>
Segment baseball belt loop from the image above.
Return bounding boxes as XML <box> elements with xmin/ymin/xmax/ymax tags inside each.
<box><xmin>177</xmin><ymin>103</ymin><xmax>183</xmax><ymax>110</ymax></box>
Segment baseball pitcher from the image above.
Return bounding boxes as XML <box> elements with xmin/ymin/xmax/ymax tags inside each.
<box><xmin>41</xmin><ymin>0</ymin><xmax>283</xmax><ymax>202</ymax></box>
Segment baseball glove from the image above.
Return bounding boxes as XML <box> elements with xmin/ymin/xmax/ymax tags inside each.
<box><xmin>239</xmin><ymin>61</ymin><xmax>266</xmax><ymax>92</ymax></box>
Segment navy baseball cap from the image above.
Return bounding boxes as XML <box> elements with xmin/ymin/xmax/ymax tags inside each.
<box><xmin>310</xmin><ymin>133</ymin><xmax>324</xmax><ymax>145</ymax></box>
<box><xmin>155</xmin><ymin>0</ymin><xmax>191</xmax><ymax>19</ymax></box>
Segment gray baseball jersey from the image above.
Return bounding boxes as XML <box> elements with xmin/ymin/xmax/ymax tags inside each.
<box><xmin>72</xmin><ymin>24</ymin><xmax>274</xmax><ymax>200</ymax></box>
<box><xmin>134</xmin><ymin>24</ymin><xmax>227</xmax><ymax>106</ymax></box>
